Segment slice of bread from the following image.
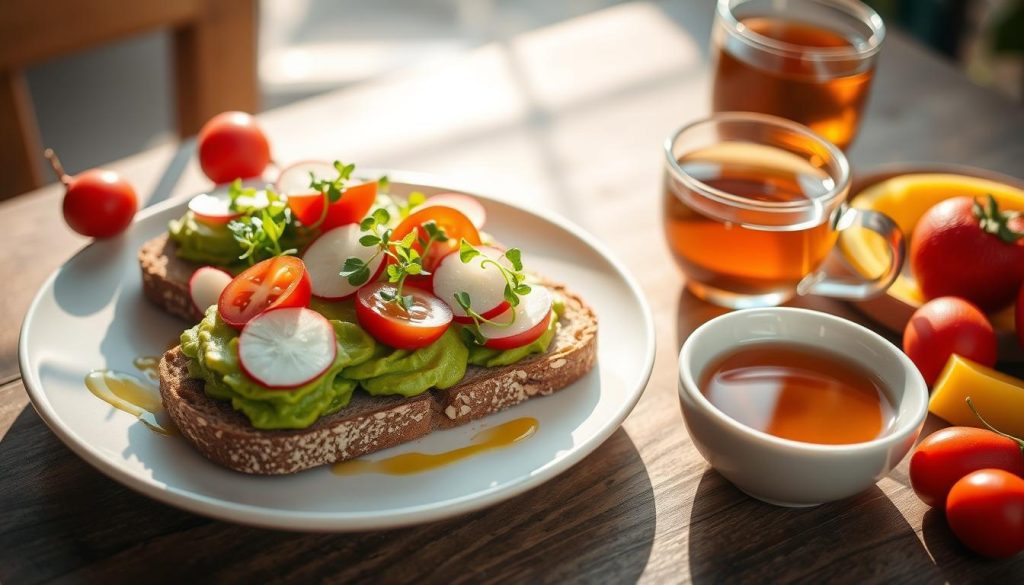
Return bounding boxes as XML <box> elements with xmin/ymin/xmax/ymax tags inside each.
<box><xmin>158</xmin><ymin>285</ymin><xmax>597</xmax><ymax>475</ymax></box>
<box><xmin>139</xmin><ymin>233</ymin><xmax>209</xmax><ymax>321</ymax></box>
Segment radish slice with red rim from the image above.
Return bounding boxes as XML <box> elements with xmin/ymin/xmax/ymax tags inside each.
<box><xmin>276</xmin><ymin>160</ymin><xmax>337</xmax><ymax>195</ymax></box>
<box><xmin>478</xmin><ymin>285</ymin><xmax>553</xmax><ymax>349</ymax></box>
<box><xmin>432</xmin><ymin>246</ymin><xmax>511</xmax><ymax>323</ymax></box>
<box><xmin>418</xmin><ymin>193</ymin><xmax>486</xmax><ymax>229</ymax></box>
<box><xmin>187</xmin><ymin>180</ymin><xmax>265</xmax><ymax>224</ymax></box>
<box><xmin>238</xmin><ymin>307</ymin><xmax>337</xmax><ymax>389</ymax></box>
<box><xmin>189</xmin><ymin>266</ymin><xmax>233</xmax><ymax>315</ymax></box>
<box><xmin>302</xmin><ymin>224</ymin><xmax>385</xmax><ymax>300</ymax></box>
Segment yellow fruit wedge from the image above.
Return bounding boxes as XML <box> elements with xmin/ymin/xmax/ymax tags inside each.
<box><xmin>841</xmin><ymin>173</ymin><xmax>1024</xmax><ymax>330</ymax></box>
<box><xmin>929</xmin><ymin>355</ymin><xmax>1024</xmax><ymax>437</ymax></box>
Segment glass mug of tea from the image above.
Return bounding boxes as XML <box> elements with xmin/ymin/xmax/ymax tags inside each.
<box><xmin>663</xmin><ymin>113</ymin><xmax>903</xmax><ymax>309</ymax></box>
<box><xmin>711</xmin><ymin>0</ymin><xmax>885</xmax><ymax>150</ymax></box>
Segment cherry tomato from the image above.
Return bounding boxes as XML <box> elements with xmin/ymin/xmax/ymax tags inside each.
<box><xmin>390</xmin><ymin>206</ymin><xmax>482</xmax><ymax>290</ymax></box>
<box><xmin>911</xmin><ymin>196</ymin><xmax>1024</xmax><ymax>312</ymax></box>
<box><xmin>287</xmin><ymin>181</ymin><xmax>377</xmax><ymax>229</ymax></box>
<box><xmin>485</xmin><ymin>309</ymin><xmax>552</xmax><ymax>350</ymax></box>
<box><xmin>355</xmin><ymin>283</ymin><xmax>452</xmax><ymax>350</ymax></box>
<box><xmin>62</xmin><ymin>169</ymin><xmax>138</xmax><ymax>238</ymax></box>
<box><xmin>197</xmin><ymin>111</ymin><xmax>271</xmax><ymax>184</ymax></box>
<box><xmin>946</xmin><ymin>469</ymin><xmax>1024</xmax><ymax>558</ymax></box>
<box><xmin>902</xmin><ymin>297</ymin><xmax>997</xmax><ymax>385</ymax></box>
<box><xmin>218</xmin><ymin>256</ymin><xmax>311</xmax><ymax>328</ymax></box>
<box><xmin>910</xmin><ymin>427</ymin><xmax>1024</xmax><ymax>508</ymax></box>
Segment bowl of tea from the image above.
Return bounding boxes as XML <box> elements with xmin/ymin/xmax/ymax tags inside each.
<box><xmin>678</xmin><ymin>307</ymin><xmax>927</xmax><ymax>506</ymax></box>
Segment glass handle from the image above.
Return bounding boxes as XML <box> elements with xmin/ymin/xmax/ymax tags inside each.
<box><xmin>797</xmin><ymin>206</ymin><xmax>905</xmax><ymax>300</ymax></box>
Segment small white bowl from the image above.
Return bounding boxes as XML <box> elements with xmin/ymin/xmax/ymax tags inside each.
<box><xmin>678</xmin><ymin>307</ymin><xmax>928</xmax><ymax>507</ymax></box>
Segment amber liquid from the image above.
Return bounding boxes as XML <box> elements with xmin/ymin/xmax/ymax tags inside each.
<box><xmin>663</xmin><ymin>143</ymin><xmax>839</xmax><ymax>300</ymax></box>
<box><xmin>700</xmin><ymin>343</ymin><xmax>894</xmax><ymax>444</ymax></box>
<box><xmin>713</xmin><ymin>17</ymin><xmax>876</xmax><ymax>150</ymax></box>
<box><xmin>332</xmin><ymin>417</ymin><xmax>538</xmax><ymax>475</ymax></box>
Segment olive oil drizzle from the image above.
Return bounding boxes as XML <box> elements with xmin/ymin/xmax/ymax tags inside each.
<box><xmin>332</xmin><ymin>417</ymin><xmax>539</xmax><ymax>476</ymax></box>
<box><xmin>85</xmin><ymin>356</ymin><xmax>176</xmax><ymax>436</ymax></box>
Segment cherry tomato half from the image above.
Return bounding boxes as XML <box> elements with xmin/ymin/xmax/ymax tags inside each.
<box><xmin>902</xmin><ymin>297</ymin><xmax>997</xmax><ymax>385</ymax></box>
<box><xmin>62</xmin><ymin>169</ymin><xmax>137</xmax><ymax>238</ymax></box>
<box><xmin>218</xmin><ymin>256</ymin><xmax>311</xmax><ymax>328</ymax></box>
<box><xmin>390</xmin><ymin>206</ymin><xmax>482</xmax><ymax>290</ymax></box>
<box><xmin>355</xmin><ymin>283</ymin><xmax>452</xmax><ymax>350</ymax></box>
<box><xmin>197</xmin><ymin>111</ymin><xmax>271</xmax><ymax>184</ymax></box>
<box><xmin>946</xmin><ymin>469</ymin><xmax>1024</xmax><ymax>558</ymax></box>
<box><xmin>287</xmin><ymin>181</ymin><xmax>377</xmax><ymax>229</ymax></box>
<box><xmin>910</xmin><ymin>427</ymin><xmax>1024</xmax><ymax>508</ymax></box>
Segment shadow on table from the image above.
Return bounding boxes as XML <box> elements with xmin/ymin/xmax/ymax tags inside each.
<box><xmin>0</xmin><ymin>403</ymin><xmax>655</xmax><ymax>583</ymax></box>
<box><xmin>687</xmin><ymin>469</ymin><xmax>945</xmax><ymax>583</ymax></box>
<box><xmin>0</xmin><ymin>405</ymin><xmax>209</xmax><ymax>584</ymax></box>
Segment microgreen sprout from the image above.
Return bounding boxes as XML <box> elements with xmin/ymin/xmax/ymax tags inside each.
<box><xmin>226</xmin><ymin>180</ymin><xmax>298</xmax><ymax>265</ymax></box>
<box><xmin>453</xmin><ymin>240</ymin><xmax>531</xmax><ymax>344</ymax></box>
<box><xmin>340</xmin><ymin>208</ymin><xmax>449</xmax><ymax>311</ymax></box>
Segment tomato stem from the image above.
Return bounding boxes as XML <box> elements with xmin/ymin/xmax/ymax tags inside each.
<box><xmin>966</xmin><ymin>396</ymin><xmax>1024</xmax><ymax>452</ymax></box>
<box><xmin>973</xmin><ymin>194</ymin><xmax>1023</xmax><ymax>243</ymax></box>
<box><xmin>43</xmin><ymin>149</ymin><xmax>71</xmax><ymax>186</ymax></box>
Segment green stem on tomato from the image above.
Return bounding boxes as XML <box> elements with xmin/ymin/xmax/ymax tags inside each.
<box><xmin>966</xmin><ymin>396</ymin><xmax>1024</xmax><ymax>453</ymax></box>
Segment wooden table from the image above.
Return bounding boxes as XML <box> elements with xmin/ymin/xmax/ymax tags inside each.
<box><xmin>2</xmin><ymin>3</ymin><xmax>1023</xmax><ymax>582</ymax></box>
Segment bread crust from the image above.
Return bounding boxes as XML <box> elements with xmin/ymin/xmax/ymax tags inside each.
<box><xmin>139</xmin><ymin>234</ymin><xmax>206</xmax><ymax>321</ymax></box>
<box><xmin>149</xmin><ymin>235</ymin><xmax>599</xmax><ymax>475</ymax></box>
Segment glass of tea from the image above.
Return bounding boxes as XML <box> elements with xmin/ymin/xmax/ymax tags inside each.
<box><xmin>711</xmin><ymin>0</ymin><xmax>885</xmax><ymax>150</ymax></box>
<box><xmin>663</xmin><ymin>112</ymin><xmax>903</xmax><ymax>308</ymax></box>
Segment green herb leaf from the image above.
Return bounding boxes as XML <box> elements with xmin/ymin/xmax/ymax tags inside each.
<box><xmin>505</xmin><ymin>248</ymin><xmax>523</xmax><ymax>271</ymax></box>
<box><xmin>340</xmin><ymin>257</ymin><xmax>366</xmax><ymax>276</ymax></box>
<box><xmin>372</xmin><ymin>207</ymin><xmax>391</xmax><ymax>226</ymax></box>
<box><xmin>459</xmin><ymin>238</ymin><xmax>481</xmax><ymax>263</ymax></box>
<box><xmin>359</xmin><ymin>234</ymin><xmax>381</xmax><ymax>247</ymax></box>
<box><xmin>504</xmin><ymin>284</ymin><xmax>519</xmax><ymax>307</ymax></box>
<box><xmin>360</xmin><ymin>216</ymin><xmax>376</xmax><ymax>231</ymax></box>
<box><xmin>378</xmin><ymin>175</ymin><xmax>390</xmax><ymax>192</ymax></box>
<box><xmin>454</xmin><ymin>291</ymin><xmax>472</xmax><ymax>310</ymax></box>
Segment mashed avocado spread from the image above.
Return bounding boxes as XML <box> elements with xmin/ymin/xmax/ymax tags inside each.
<box><xmin>181</xmin><ymin>297</ymin><xmax>561</xmax><ymax>430</ymax></box>
<box><xmin>169</xmin><ymin>212</ymin><xmax>244</xmax><ymax>266</ymax></box>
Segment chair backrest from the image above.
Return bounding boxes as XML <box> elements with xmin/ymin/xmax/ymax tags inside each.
<box><xmin>0</xmin><ymin>0</ymin><xmax>259</xmax><ymax>200</ymax></box>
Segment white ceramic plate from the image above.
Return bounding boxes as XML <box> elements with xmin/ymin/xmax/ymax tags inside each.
<box><xmin>19</xmin><ymin>172</ymin><xmax>655</xmax><ymax>531</ymax></box>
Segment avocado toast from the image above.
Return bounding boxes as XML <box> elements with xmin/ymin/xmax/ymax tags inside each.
<box><xmin>158</xmin><ymin>282</ymin><xmax>596</xmax><ymax>475</ymax></box>
<box><xmin>143</xmin><ymin>166</ymin><xmax>599</xmax><ymax>475</ymax></box>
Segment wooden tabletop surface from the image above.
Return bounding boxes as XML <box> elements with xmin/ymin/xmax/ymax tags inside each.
<box><xmin>3</xmin><ymin>2</ymin><xmax>1024</xmax><ymax>583</ymax></box>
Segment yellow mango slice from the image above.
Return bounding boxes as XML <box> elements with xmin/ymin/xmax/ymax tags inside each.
<box><xmin>929</xmin><ymin>355</ymin><xmax>1024</xmax><ymax>437</ymax></box>
<box><xmin>841</xmin><ymin>173</ymin><xmax>1024</xmax><ymax>330</ymax></box>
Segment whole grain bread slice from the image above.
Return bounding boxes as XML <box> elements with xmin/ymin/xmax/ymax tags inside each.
<box><xmin>139</xmin><ymin>233</ymin><xmax>209</xmax><ymax>322</ymax></box>
<box><xmin>158</xmin><ymin>285</ymin><xmax>597</xmax><ymax>475</ymax></box>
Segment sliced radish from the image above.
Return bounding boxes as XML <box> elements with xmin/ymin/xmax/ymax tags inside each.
<box><xmin>187</xmin><ymin>180</ymin><xmax>266</xmax><ymax>224</ymax></box>
<box><xmin>478</xmin><ymin>285</ymin><xmax>553</xmax><ymax>349</ymax></box>
<box><xmin>276</xmin><ymin>160</ymin><xmax>337</xmax><ymax>195</ymax></box>
<box><xmin>189</xmin><ymin>266</ymin><xmax>233</xmax><ymax>315</ymax></box>
<box><xmin>418</xmin><ymin>193</ymin><xmax>486</xmax><ymax>229</ymax></box>
<box><xmin>302</xmin><ymin>224</ymin><xmax>385</xmax><ymax>300</ymax></box>
<box><xmin>238</xmin><ymin>307</ymin><xmax>337</xmax><ymax>389</ymax></box>
<box><xmin>432</xmin><ymin>246</ymin><xmax>511</xmax><ymax>323</ymax></box>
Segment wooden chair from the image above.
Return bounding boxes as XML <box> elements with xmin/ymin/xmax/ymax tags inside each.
<box><xmin>0</xmin><ymin>0</ymin><xmax>259</xmax><ymax>199</ymax></box>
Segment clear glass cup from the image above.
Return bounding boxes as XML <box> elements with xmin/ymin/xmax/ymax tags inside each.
<box><xmin>711</xmin><ymin>0</ymin><xmax>885</xmax><ymax>150</ymax></box>
<box><xmin>663</xmin><ymin>112</ymin><xmax>903</xmax><ymax>309</ymax></box>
